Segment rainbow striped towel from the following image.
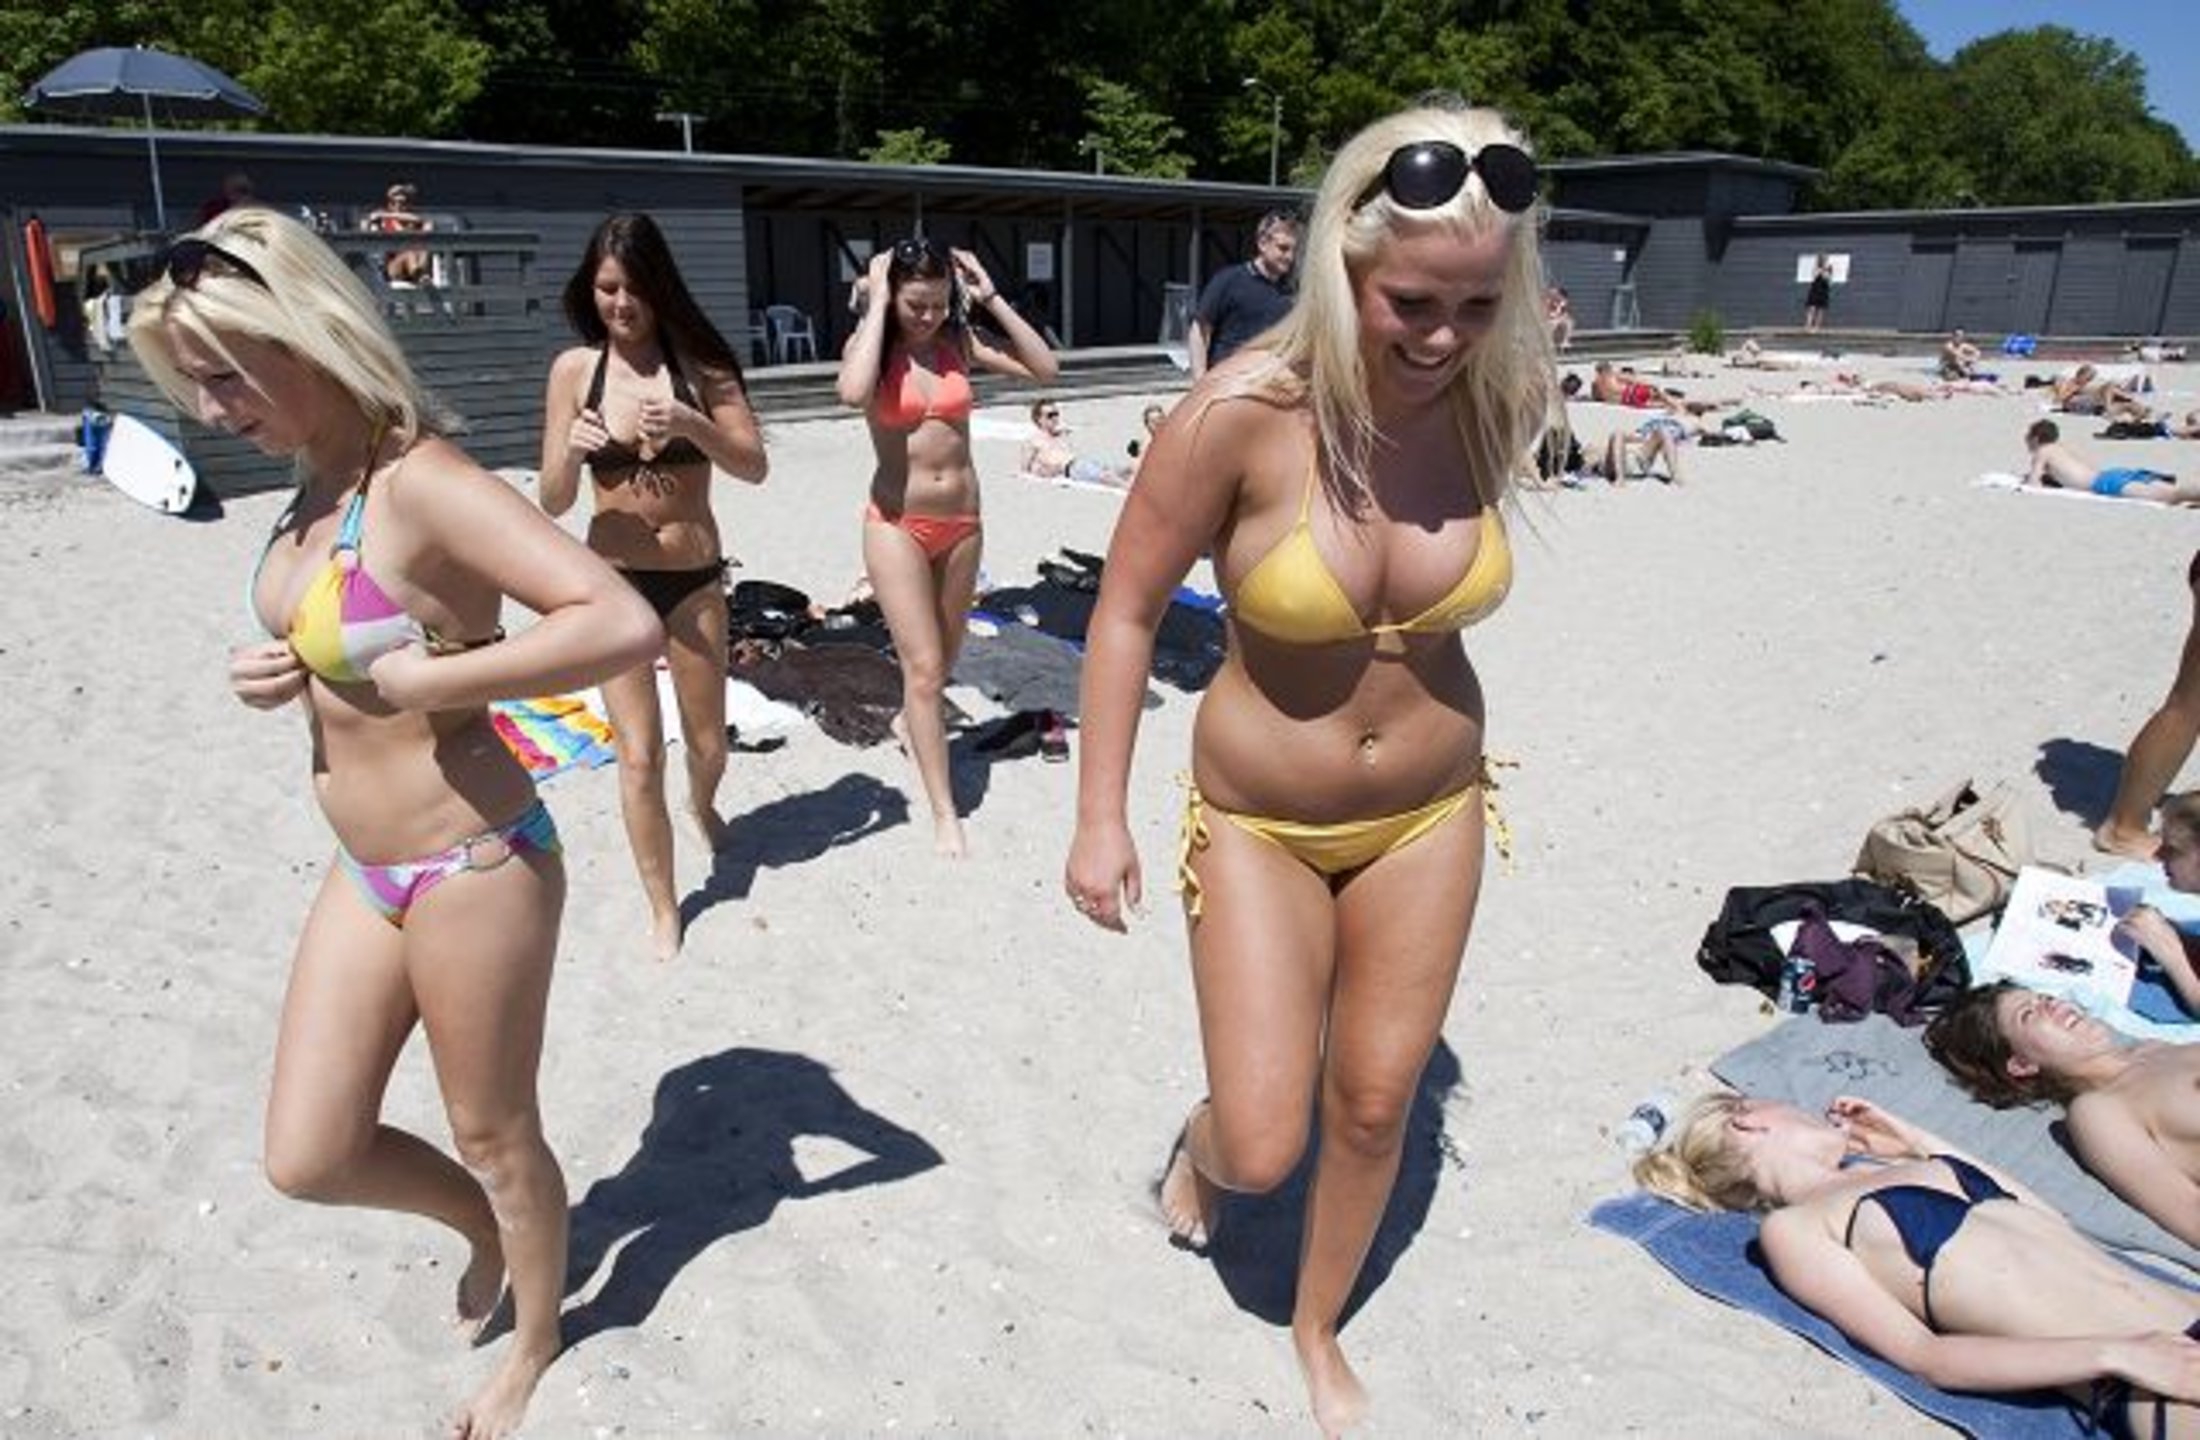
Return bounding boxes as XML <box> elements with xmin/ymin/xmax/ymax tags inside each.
<box><xmin>491</xmin><ymin>696</ymin><xmax>616</xmax><ymax>780</ymax></box>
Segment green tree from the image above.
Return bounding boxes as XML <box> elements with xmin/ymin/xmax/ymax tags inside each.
<box><xmin>864</xmin><ymin>126</ymin><xmax>953</xmax><ymax>165</ymax></box>
<box><xmin>1939</xmin><ymin>27</ymin><xmax>2193</xmax><ymax>205</ymax></box>
<box><xmin>188</xmin><ymin>0</ymin><xmax>490</xmax><ymax>136</ymax></box>
<box><xmin>1079</xmin><ymin>77</ymin><xmax>1190</xmax><ymax>178</ymax></box>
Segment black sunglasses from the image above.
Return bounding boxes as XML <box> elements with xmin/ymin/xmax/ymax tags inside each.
<box><xmin>1353</xmin><ymin>141</ymin><xmax>1539</xmax><ymax>215</ymax></box>
<box><xmin>162</xmin><ymin>236</ymin><xmax>271</xmax><ymax>292</ymax></box>
<box><xmin>890</xmin><ymin>236</ymin><xmax>941</xmax><ymax>269</ymax></box>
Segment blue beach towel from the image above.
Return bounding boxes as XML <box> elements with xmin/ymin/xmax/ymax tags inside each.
<box><xmin>1589</xmin><ymin>1192</ymin><xmax>2089</xmax><ymax>1438</ymax></box>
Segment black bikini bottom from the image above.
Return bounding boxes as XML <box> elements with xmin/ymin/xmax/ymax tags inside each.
<box><xmin>621</xmin><ymin>562</ymin><xmax>725</xmax><ymax>621</ymax></box>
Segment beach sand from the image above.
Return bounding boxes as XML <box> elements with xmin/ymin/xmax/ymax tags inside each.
<box><xmin>2</xmin><ymin>357</ymin><xmax>2194</xmax><ymax>1437</ymax></box>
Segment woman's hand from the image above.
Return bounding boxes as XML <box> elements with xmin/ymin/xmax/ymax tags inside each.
<box><xmin>637</xmin><ymin>394</ymin><xmax>698</xmax><ymax>457</ymax></box>
<box><xmin>1827</xmin><ymin>1096</ymin><xmax>1929</xmax><ymax>1160</ymax></box>
<box><xmin>2109</xmin><ymin>1331</ymin><xmax>2200</xmax><ymax>1404</ymax></box>
<box><xmin>567</xmin><ymin>407</ymin><xmax>610</xmax><ymax>456</ymax></box>
<box><xmin>2118</xmin><ymin>905</ymin><xmax>2184</xmax><ymax>957</ymax></box>
<box><xmin>1065</xmin><ymin>817</ymin><xmax>1142</xmax><ymax>933</ymax></box>
<box><xmin>950</xmin><ymin>247</ymin><xmax>995</xmax><ymax>304</ymax></box>
<box><xmin>365</xmin><ymin>642</ymin><xmax>437</xmax><ymax>711</ymax></box>
<box><xmin>229</xmin><ymin>641</ymin><xmax>308</xmax><ymax>710</ymax></box>
<box><xmin>867</xmin><ymin>248</ymin><xmax>894</xmax><ymax>286</ymax></box>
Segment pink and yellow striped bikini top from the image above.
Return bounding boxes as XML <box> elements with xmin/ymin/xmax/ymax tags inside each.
<box><xmin>279</xmin><ymin>482</ymin><xmax>425</xmax><ymax>684</ymax></box>
<box><xmin>1230</xmin><ymin>459</ymin><xmax>1511</xmax><ymax>645</ymax></box>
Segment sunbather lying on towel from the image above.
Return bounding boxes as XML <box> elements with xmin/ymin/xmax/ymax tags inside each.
<box><xmin>1020</xmin><ymin>398</ymin><xmax>1130</xmax><ymax>487</ymax></box>
<box><xmin>1637</xmin><ymin>1092</ymin><xmax>2200</xmax><ymax>1429</ymax></box>
<box><xmin>1584</xmin><ymin>359</ymin><xmax>1735</xmax><ymax>416</ymax></box>
<box><xmin>1927</xmin><ymin>979</ymin><xmax>2200</xmax><ymax>1249</ymax></box>
<box><xmin>2050</xmin><ymin>364</ymin><xmax>2154</xmax><ymax>424</ymax></box>
<box><xmin>2025</xmin><ymin>420</ymin><xmax>2200</xmax><ymax>504</ymax></box>
<box><xmin>1587</xmin><ymin>423</ymin><xmax>1684</xmax><ymax>484</ymax></box>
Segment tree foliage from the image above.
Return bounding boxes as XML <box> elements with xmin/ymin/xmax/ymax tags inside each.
<box><xmin>2</xmin><ymin>1</ymin><xmax>2192</xmax><ymax>208</ymax></box>
<box><xmin>864</xmin><ymin>127</ymin><xmax>952</xmax><ymax>166</ymax></box>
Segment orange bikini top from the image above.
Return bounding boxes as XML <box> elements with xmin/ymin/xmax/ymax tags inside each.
<box><xmin>1230</xmin><ymin>460</ymin><xmax>1510</xmax><ymax>645</ymax></box>
<box><xmin>871</xmin><ymin>343</ymin><xmax>973</xmax><ymax>430</ymax></box>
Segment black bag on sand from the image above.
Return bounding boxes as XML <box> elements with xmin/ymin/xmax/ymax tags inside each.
<box><xmin>1696</xmin><ymin>878</ymin><xmax>1969</xmax><ymax>1015</ymax></box>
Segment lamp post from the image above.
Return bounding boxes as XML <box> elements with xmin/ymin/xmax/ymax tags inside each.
<box><xmin>1242</xmin><ymin>77</ymin><xmax>1282</xmax><ymax>187</ymax></box>
<box><xmin>655</xmin><ymin>110</ymin><xmax>701</xmax><ymax>153</ymax></box>
<box><xmin>1078</xmin><ymin>137</ymin><xmax>1105</xmax><ymax>175</ymax></box>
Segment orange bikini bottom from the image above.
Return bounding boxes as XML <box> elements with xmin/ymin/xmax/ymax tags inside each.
<box><xmin>866</xmin><ymin>501</ymin><xmax>982</xmax><ymax>560</ymax></box>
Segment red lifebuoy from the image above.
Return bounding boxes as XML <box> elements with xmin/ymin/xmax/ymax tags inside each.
<box><xmin>24</xmin><ymin>217</ymin><xmax>57</xmax><ymax>330</ymax></box>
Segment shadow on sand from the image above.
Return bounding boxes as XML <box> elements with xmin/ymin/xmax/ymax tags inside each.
<box><xmin>680</xmin><ymin>771</ymin><xmax>909</xmax><ymax>928</ymax></box>
<box><xmin>2035</xmin><ymin>736</ymin><xmax>2124</xmax><ymax>823</ymax></box>
<box><xmin>559</xmin><ymin>1046</ymin><xmax>943</xmax><ymax>1346</ymax></box>
<box><xmin>1202</xmin><ymin>1040</ymin><xmax>1464</xmax><ymax>1328</ymax></box>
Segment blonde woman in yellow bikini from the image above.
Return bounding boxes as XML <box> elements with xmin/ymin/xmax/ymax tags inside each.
<box><xmin>129</xmin><ymin>207</ymin><xmax>659</xmax><ymax>1439</ymax></box>
<box><xmin>1065</xmin><ymin>101</ymin><xmax>1554</xmax><ymax>1435</ymax></box>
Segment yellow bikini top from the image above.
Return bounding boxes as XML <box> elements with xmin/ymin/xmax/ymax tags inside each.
<box><xmin>1230</xmin><ymin>459</ymin><xmax>1510</xmax><ymax>645</ymax></box>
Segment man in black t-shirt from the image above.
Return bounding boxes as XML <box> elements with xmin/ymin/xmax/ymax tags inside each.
<box><xmin>1189</xmin><ymin>211</ymin><xmax>1300</xmax><ymax>377</ymax></box>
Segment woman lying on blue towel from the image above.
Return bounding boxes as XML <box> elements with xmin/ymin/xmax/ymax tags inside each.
<box><xmin>1638</xmin><ymin>1092</ymin><xmax>2200</xmax><ymax>1433</ymax></box>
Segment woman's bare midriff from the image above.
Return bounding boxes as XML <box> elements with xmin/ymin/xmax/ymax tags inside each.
<box><xmin>866</xmin><ymin>418</ymin><xmax>980</xmax><ymax>517</ymax></box>
<box><xmin>1190</xmin><ymin>636</ymin><xmax>1487</xmax><ymax>821</ymax></box>
<box><xmin>1808</xmin><ymin>1182</ymin><xmax>2200</xmax><ymax>1340</ymax></box>
<box><xmin>584</xmin><ymin>459</ymin><xmax>720</xmax><ymax>569</ymax></box>
<box><xmin>309</xmin><ymin>699</ymin><xmax>538</xmax><ymax>864</ymax></box>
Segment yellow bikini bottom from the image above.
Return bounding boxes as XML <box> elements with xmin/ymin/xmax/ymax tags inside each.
<box><xmin>1175</xmin><ymin>757</ymin><xmax>1515</xmax><ymax>920</ymax></box>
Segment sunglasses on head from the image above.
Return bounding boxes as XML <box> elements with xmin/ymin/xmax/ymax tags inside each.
<box><xmin>890</xmin><ymin>236</ymin><xmax>941</xmax><ymax>269</ymax></box>
<box><xmin>1353</xmin><ymin>141</ymin><xmax>1538</xmax><ymax>215</ymax></box>
<box><xmin>162</xmin><ymin>236</ymin><xmax>270</xmax><ymax>292</ymax></box>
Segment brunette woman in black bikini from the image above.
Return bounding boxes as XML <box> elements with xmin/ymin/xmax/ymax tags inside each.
<box><xmin>541</xmin><ymin>213</ymin><xmax>767</xmax><ymax>959</ymax></box>
<box><xmin>836</xmin><ymin>237</ymin><xmax>1056</xmax><ymax>857</ymax></box>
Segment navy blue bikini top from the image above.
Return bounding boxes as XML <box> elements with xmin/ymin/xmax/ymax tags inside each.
<box><xmin>1844</xmin><ymin>1154</ymin><xmax>2014</xmax><ymax>1329</ymax></box>
<box><xmin>584</xmin><ymin>345</ymin><xmax>707</xmax><ymax>471</ymax></box>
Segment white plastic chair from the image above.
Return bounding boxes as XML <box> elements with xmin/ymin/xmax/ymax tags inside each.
<box><xmin>764</xmin><ymin>304</ymin><xmax>819</xmax><ymax>364</ymax></box>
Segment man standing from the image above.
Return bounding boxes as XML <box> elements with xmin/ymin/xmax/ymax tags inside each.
<box><xmin>1188</xmin><ymin>211</ymin><xmax>1299</xmax><ymax>377</ymax></box>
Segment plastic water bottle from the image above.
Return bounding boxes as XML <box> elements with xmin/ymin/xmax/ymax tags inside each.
<box><xmin>1615</xmin><ymin>1092</ymin><xmax>1676</xmax><ymax>1155</ymax></box>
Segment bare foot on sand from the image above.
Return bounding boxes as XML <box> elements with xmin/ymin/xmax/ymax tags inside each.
<box><xmin>449</xmin><ymin>1340</ymin><xmax>557</xmax><ymax>1440</ymax></box>
<box><xmin>1293</xmin><ymin>1327</ymin><xmax>1370</xmax><ymax>1438</ymax></box>
<box><xmin>454</xmin><ymin>1234</ymin><xmax>505</xmax><ymax>1332</ymax></box>
<box><xmin>2094</xmin><ymin>823</ymin><xmax>2159</xmax><ymax>861</ymax></box>
<box><xmin>647</xmin><ymin>908</ymin><xmax>683</xmax><ymax>963</ymax></box>
<box><xmin>933</xmin><ymin>814</ymin><xmax>969</xmax><ymax>859</ymax></box>
<box><xmin>890</xmin><ymin>710</ymin><xmax>911</xmax><ymax>758</ymax></box>
<box><xmin>1157</xmin><ymin>1101</ymin><xmax>1221</xmax><ymax>1251</ymax></box>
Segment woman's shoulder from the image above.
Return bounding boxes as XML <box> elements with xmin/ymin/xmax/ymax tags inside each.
<box><xmin>388</xmin><ymin>434</ymin><xmax>498</xmax><ymax>500</ymax></box>
<box><xmin>548</xmin><ymin>345</ymin><xmax>598</xmax><ymax>382</ymax></box>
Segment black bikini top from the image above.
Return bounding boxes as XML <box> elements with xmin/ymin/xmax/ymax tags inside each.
<box><xmin>584</xmin><ymin>345</ymin><xmax>707</xmax><ymax>471</ymax></box>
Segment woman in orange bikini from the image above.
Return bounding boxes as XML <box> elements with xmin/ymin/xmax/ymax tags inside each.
<box><xmin>837</xmin><ymin>238</ymin><xmax>1056</xmax><ymax>856</ymax></box>
<box><xmin>1064</xmin><ymin>100</ymin><xmax>1555</xmax><ymax>1434</ymax></box>
<box><xmin>540</xmin><ymin>213</ymin><xmax>767</xmax><ymax>960</ymax></box>
<box><xmin>128</xmin><ymin>208</ymin><xmax>659</xmax><ymax>1439</ymax></box>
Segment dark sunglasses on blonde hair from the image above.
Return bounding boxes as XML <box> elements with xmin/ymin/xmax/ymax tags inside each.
<box><xmin>161</xmin><ymin>236</ymin><xmax>271</xmax><ymax>292</ymax></box>
<box><xmin>1353</xmin><ymin>141</ymin><xmax>1539</xmax><ymax>215</ymax></box>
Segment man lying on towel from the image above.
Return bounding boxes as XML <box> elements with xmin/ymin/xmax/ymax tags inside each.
<box><xmin>2025</xmin><ymin>420</ymin><xmax>2200</xmax><ymax>505</ymax></box>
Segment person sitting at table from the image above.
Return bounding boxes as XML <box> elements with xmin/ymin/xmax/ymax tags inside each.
<box><xmin>367</xmin><ymin>182</ymin><xmax>434</xmax><ymax>286</ymax></box>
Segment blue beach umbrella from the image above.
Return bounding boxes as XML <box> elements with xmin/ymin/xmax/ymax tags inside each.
<box><xmin>23</xmin><ymin>46</ymin><xmax>268</xmax><ymax>231</ymax></box>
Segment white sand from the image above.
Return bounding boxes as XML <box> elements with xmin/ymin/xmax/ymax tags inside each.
<box><xmin>3</xmin><ymin>359</ymin><xmax>2195</xmax><ymax>1437</ymax></box>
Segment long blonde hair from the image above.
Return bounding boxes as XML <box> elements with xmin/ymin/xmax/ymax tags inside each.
<box><xmin>127</xmin><ymin>206</ymin><xmax>450</xmax><ymax>467</ymax></box>
<box><xmin>1631</xmin><ymin>1093</ymin><xmax>1770</xmax><ymax>1213</ymax></box>
<box><xmin>1230</xmin><ymin>101</ymin><xmax>1557</xmax><ymax>508</ymax></box>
